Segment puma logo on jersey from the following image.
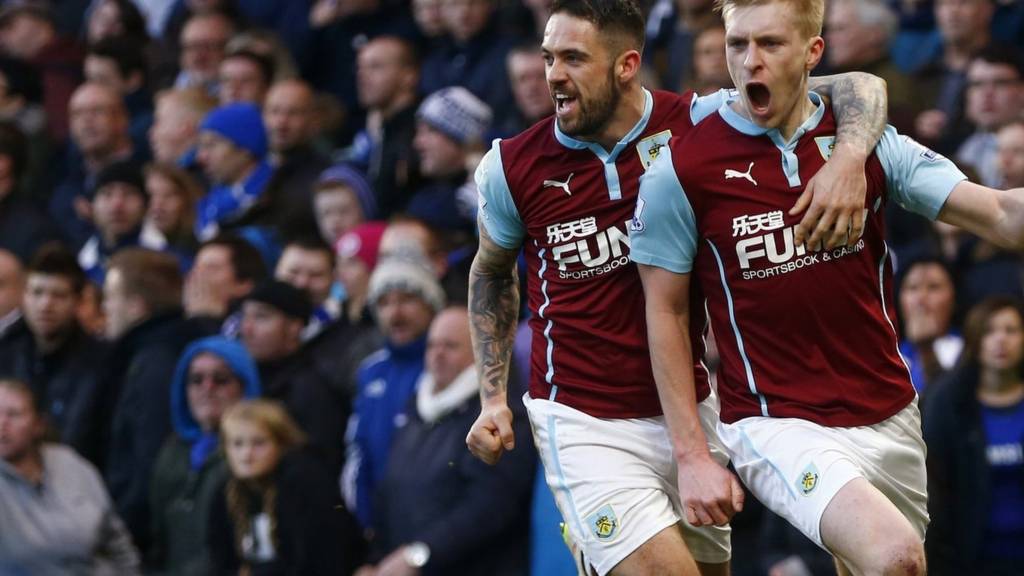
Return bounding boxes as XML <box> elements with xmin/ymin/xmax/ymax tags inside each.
<box><xmin>543</xmin><ymin>173</ymin><xmax>574</xmax><ymax>196</ymax></box>
<box><xmin>725</xmin><ymin>162</ymin><xmax>757</xmax><ymax>186</ymax></box>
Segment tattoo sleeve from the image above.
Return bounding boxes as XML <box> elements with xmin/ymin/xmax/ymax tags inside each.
<box><xmin>809</xmin><ymin>72</ymin><xmax>888</xmax><ymax>156</ymax></box>
<box><xmin>469</xmin><ymin>216</ymin><xmax>521</xmax><ymax>401</ymax></box>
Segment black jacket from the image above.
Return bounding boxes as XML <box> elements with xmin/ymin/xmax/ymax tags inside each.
<box><xmin>0</xmin><ymin>321</ymin><xmax>107</xmax><ymax>459</ymax></box>
<box><xmin>99</xmin><ymin>309</ymin><xmax>205</xmax><ymax>552</ymax></box>
<box><xmin>923</xmin><ymin>365</ymin><xmax>1023</xmax><ymax>575</ymax></box>
<box><xmin>207</xmin><ymin>448</ymin><xmax>364</xmax><ymax>576</ymax></box>
<box><xmin>0</xmin><ymin>195</ymin><xmax>60</xmax><ymax>263</ymax></box>
<box><xmin>372</xmin><ymin>393</ymin><xmax>535</xmax><ymax>576</ymax></box>
<box><xmin>259</xmin><ymin>348</ymin><xmax>348</xmax><ymax>475</ymax></box>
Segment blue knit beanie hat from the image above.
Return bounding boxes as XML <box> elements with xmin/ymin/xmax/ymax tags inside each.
<box><xmin>200</xmin><ymin>103</ymin><xmax>268</xmax><ymax>159</ymax></box>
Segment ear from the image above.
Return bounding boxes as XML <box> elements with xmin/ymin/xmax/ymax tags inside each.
<box><xmin>616</xmin><ymin>48</ymin><xmax>642</xmax><ymax>84</ymax></box>
<box><xmin>805</xmin><ymin>35</ymin><xmax>824</xmax><ymax>72</ymax></box>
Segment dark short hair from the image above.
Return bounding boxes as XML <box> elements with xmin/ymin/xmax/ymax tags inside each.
<box><xmin>549</xmin><ymin>0</ymin><xmax>645</xmax><ymax>52</ymax></box>
<box><xmin>283</xmin><ymin>235</ymin><xmax>335</xmax><ymax>268</ymax></box>
<box><xmin>199</xmin><ymin>235</ymin><xmax>269</xmax><ymax>285</ymax></box>
<box><xmin>88</xmin><ymin>36</ymin><xmax>148</xmax><ymax>82</ymax></box>
<box><xmin>970</xmin><ymin>43</ymin><xmax>1024</xmax><ymax>80</ymax></box>
<box><xmin>223</xmin><ymin>49</ymin><xmax>276</xmax><ymax>86</ymax></box>
<box><xmin>27</xmin><ymin>242</ymin><xmax>87</xmax><ymax>294</ymax></box>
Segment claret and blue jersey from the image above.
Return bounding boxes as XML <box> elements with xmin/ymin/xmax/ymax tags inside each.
<box><xmin>476</xmin><ymin>88</ymin><xmax>730</xmax><ymax>419</ymax></box>
<box><xmin>631</xmin><ymin>91</ymin><xmax>968</xmax><ymax>427</ymax></box>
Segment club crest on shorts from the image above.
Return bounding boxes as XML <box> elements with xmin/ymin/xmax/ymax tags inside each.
<box><xmin>586</xmin><ymin>504</ymin><xmax>619</xmax><ymax>540</ymax></box>
<box><xmin>797</xmin><ymin>463</ymin><xmax>820</xmax><ymax>496</ymax></box>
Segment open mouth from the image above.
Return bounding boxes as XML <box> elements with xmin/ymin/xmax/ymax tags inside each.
<box><xmin>553</xmin><ymin>93</ymin><xmax>578</xmax><ymax>116</ymax></box>
<box><xmin>745</xmin><ymin>82</ymin><xmax>771</xmax><ymax>116</ymax></box>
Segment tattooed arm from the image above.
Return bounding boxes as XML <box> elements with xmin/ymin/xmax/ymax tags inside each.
<box><xmin>466</xmin><ymin>215</ymin><xmax>521</xmax><ymax>465</ymax></box>
<box><xmin>790</xmin><ymin>72</ymin><xmax>888</xmax><ymax>249</ymax></box>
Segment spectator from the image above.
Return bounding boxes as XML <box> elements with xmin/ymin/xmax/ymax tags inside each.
<box><xmin>193</xmin><ymin>102</ymin><xmax>273</xmax><ymax>242</ymax></box>
<box><xmin>85</xmin><ymin>36</ymin><xmax>154</xmax><ymax>155</ymax></box>
<box><xmin>208</xmin><ymin>399</ymin><xmax>363</xmax><ymax>575</ymax></box>
<box><xmin>0</xmin><ymin>0</ymin><xmax>83</xmax><ymax>143</ymax></box>
<box><xmin>408</xmin><ymin>87</ymin><xmax>490</xmax><ymax>235</ymax></box>
<box><xmin>825</xmin><ymin>0</ymin><xmax>916</xmax><ymax>131</ymax></box>
<box><xmin>149</xmin><ymin>87</ymin><xmax>217</xmax><ymax>169</ymax></box>
<box><xmin>51</xmin><ymin>82</ymin><xmax>138</xmax><ymax>248</ymax></box>
<box><xmin>217</xmin><ymin>48</ymin><xmax>274</xmax><ymax>106</ymax></box>
<box><xmin>86</xmin><ymin>0</ymin><xmax>149</xmax><ymax>45</ymax></box>
<box><xmin>412</xmin><ymin>0</ymin><xmax>446</xmax><ymax>41</ymax></box>
<box><xmin>314</xmin><ymin>163</ymin><xmax>376</xmax><ymax>245</ymax></box>
<box><xmin>174</xmin><ymin>11</ymin><xmax>235</xmax><ymax>95</ymax></box>
<box><xmin>100</xmin><ymin>248</ymin><xmax>198</xmax><ymax>552</ymax></box>
<box><xmin>147</xmin><ymin>336</ymin><xmax>260</xmax><ymax>575</ymax></box>
<box><xmin>183</xmin><ymin>234</ymin><xmax>267</xmax><ymax>328</ymax></box>
<box><xmin>342</xmin><ymin>256</ymin><xmax>444</xmax><ymax>529</ymax></box>
<box><xmin>0</xmin><ymin>248</ymin><xmax>22</xmax><ymax>339</ymax></box>
<box><xmin>274</xmin><ymin>237</ymin><xmax>336</xmax><ymax>337</ymax></box>
<box><xmin>145</xmin><ymin>162</ymin><xmax>202</xmax><ymax>255</ymax></box>
<box><xmin>690</xmin><ymin>24</ymin><xmax>730</xmax><ymax>95</ymax></box>
<box><xmin>913</xmin><ymin>0</ymin><xmax>994</xmax><ymax>149</ymax></box>
<box><xmin>899</xmin><ymin>258</ymin><xmax>964</xmax><ymax>394</ymax></box>
<box><xmin>925</xmin><ymin>296</ymin><xmax>1024</xmax><ymax>576</ymax></box>
<box><xmin>0</xmin><ymin>244</ymin><xmax>107</xmax><ymax>457</ymax></box>
<box><xmin>0</xmin><ymin>123</ymin><xmax>58</xmax><ymax>263</ymax></box>
<box><xmin>349</xmin><ymin>35</ymin><xmax>421</xmax><ymax>219</ymax></box>
<box><xmin>239</xmin><ymin>280</ymin><xmax>346</xmax><ymax>472</ymax></box>
<box><xmin>335</xmin><ymin>221</ymin><xmax>386</xmax><ymax>327</ymax></box>
<box><xmin>261</xmin><ymin>79</ymin><xmax>330</xmax><ymax>239</ymax></box>
<box><xmin>0</xmin><ymin>56</ymin><xmax>49</xmax><ymax>198</ymax></box>
<box><xmin>956</xmin><ymin>46</ymin><xmax>1024</xmax><ymax>188</ymax></box>
<box><xmin>78</xmin><ymin>160</ymin><xmax>168</xmax><ymax>285</ymax></box>
<box><xmin>497</xmin><ymin>42</ymin><xmax>553</xmax><ymax>136</ymax></box>
<box><xmin>997</xmin><ymin>120</ymin><xmax>1024</xmax><ymax>188</ymax></box>
<box><xmin>380</xmin><ymin>215</ymin><xmax>471</xmax><ymax>304</ymax></box>
<box><xmin>420</xmin><ymin>0</ymin><xmax>515</xmax><ymax>128</ymax></box>
<box><xmin>225</xmin><ymin>28</ymin><xmax>300</xmax><ymax>84</ymax></box>
<box><xmin>644</xmin><ymin>0</ymin><xmax>718</xmax><ymax>93</ymax></box>
<box><xmin>0</xmin><ymin>378</ymin><xmax>140</xmax><ymax>574</ymax></box>
<box><xmin>360</xmin><ymin>307</ymin><xmax>534</xmax><ymax>575</ymax></box>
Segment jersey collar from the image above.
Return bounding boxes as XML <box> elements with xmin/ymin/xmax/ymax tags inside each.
<box><xmin>553</xmin><ymin>87</ymin><xmax>654</xmax><ymax>164</ymax></box>
<box><xmin>718</xmin><ymin>90</ymin><xmax>826</xmax><ymax>144</ymax></box>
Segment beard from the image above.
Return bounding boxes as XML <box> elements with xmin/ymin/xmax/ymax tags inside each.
<box><xmin>557</xmin><ymin>68</ymin><xmax>621</xmax><ymax>139</ymax></box>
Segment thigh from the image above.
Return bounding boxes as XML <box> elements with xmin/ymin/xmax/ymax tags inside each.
<box><xmin>819</xmin><ymin>477</ymin><xmax>921</xmax><ymax>570</ymax></box>
<box><xmin>609</xmin><ymin>523</ymin><xmax>700</xmax><ymax>576</ymax></box>
<box><xmin>525</xmin><ymin>395</ymin><xmax>681</xmax><ymax>576</ymax></box>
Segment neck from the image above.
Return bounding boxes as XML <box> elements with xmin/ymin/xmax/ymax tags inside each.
<box><xmin>945</xmin><ymin>35</ymin><xmax>989</xmax><ymax>71</ymax></box>
<box><xmin>9</xmin><ymin>449</ymin><xmax>43</xmax><ymax>484</ymax></box>
<box><xmin>85</xmin><ymin>141</ymin><xmax>132</xmax><ymax>173</ymax></box>
<box><xmin>34</xmin><ymin>327</ymin><xmax>71</xmax><ymax>355</ymax></box>
<box><xmin>231</xmin><ymin>161</ymin><xmax>260</xmax><ymax>187</ymax></box>
<box><xmin>379</xmin><ymin>92</ymin><xmax>416</xmax><ymax>121</ymax></box>
<box><xmin>978</xmin><ymin>368</ymin><xmax>1024</xmax><ymax>407</ymax></box>
<box><xmin>591</xmin><ymin>83</ymin><xmax>646</xmax><ymax>152</ymax></box>
<box><xmin>778</xmin><ymin>81</ymin><xmax>814</xmax><ymax>141</ymax></box>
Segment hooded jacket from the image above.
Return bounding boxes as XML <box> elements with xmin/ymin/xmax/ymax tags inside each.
<box><xmin>147</xmin><ymin>337</ymin><xmax>260</xmax><ymax>575</ymax></box>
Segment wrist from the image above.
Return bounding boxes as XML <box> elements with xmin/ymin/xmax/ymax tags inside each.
<box><xmin>832</xmin><ymin>141</ymin><xmax>869</xmax><ymax>162</ymax></box>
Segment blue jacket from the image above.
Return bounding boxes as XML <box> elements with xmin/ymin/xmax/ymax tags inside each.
<box><xmin>343</xmin><ymin>336</ymin><xmax>426</xmax><ymax>528</ymax></box>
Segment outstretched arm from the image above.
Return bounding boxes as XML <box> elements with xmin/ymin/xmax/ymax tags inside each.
<box><xmin>795</xmin><ymin>72</ymin><xmax>888</xmax><ymax>250</ymax></box>
<box><xmin>937</xmin><ymin>181</ymin><xmax>1024</xmax><ymax>249</ymax></box>
<box><xmin>638</xmin><ymin>263</ymin><xmax>744</xmax><ymax>527</ymax></box>
<box><xmin>466</xmin><ymin>216</ymin><xmax>521</xmax><ymax>465</ymax></box>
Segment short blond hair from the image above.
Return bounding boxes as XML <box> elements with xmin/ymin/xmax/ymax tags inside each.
<box><xmin>714</xmin><ymin>0</ymin><xmax>824</xmax><ymax>39</ymax></box>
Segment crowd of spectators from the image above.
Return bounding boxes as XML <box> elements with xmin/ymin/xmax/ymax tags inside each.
<box><xmin>0</xmin><ymin>0</ymin><xmax>1022</xmax><ymax>574</ymax></box>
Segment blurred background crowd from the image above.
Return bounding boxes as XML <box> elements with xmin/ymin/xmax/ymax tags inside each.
<box><xmin>0</xmin><ymin>0</ymin><xmax>1022</xmax><ymax>574</ymax></box>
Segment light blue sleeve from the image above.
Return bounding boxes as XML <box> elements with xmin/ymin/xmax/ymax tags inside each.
<box><xmin>629</xmin><ymin>145</ymin><xmax>699</xmax><ymax>273</ymax></box>
<box><xmin>875</xmin><ymin>125</ymin><xmax>968</xmax><ymax>220</ymax></box>
<box><xmin>690</xmin><ymin>88</ymin><xmax>737</xmax><ymax>124</ymax></box>
<box><xmin>475</xmin><ymin>138</ymin><xmax>526</xmax><ymax>249</ymax></box>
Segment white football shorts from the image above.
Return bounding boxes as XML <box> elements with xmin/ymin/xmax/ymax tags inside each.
<box><xmin>523</xmin><ymin>391</ymin><xmax>732</xmax><ymax>576</ymax></box>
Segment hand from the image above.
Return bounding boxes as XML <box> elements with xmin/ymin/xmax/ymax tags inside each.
<box><xmin>676</xmin><ymin>452</ymin><xmax>744</xmax><ymax>527</ymax></box>
<box><xmin>466</xmin><ymin>400</ymin><xmax>515</xmax><ymax>465</ymax></box>
<box><xmin>375</xmin><ymin>548</ymin><xmax>420</xmax><ymax>576</ymax></box>
<box><xmin>914</xmin><ymin>109</ymin><xmax>947</xmax><ymax>142</ymax></box>
<box><xmin>790</xmin><ymin>145</ymin><xmax>867</xmax><ymax>250</ymax></box>
<box><xmin>902</xmin><ymin>311</ymin><xmax>943</xmax><ymax>345</ymax></box>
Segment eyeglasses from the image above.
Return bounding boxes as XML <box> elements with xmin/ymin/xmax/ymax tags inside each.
<box><xmin>187</xmin><ymin>371</ymin><xmax>238</xmax><ymax>387</ymax></box>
